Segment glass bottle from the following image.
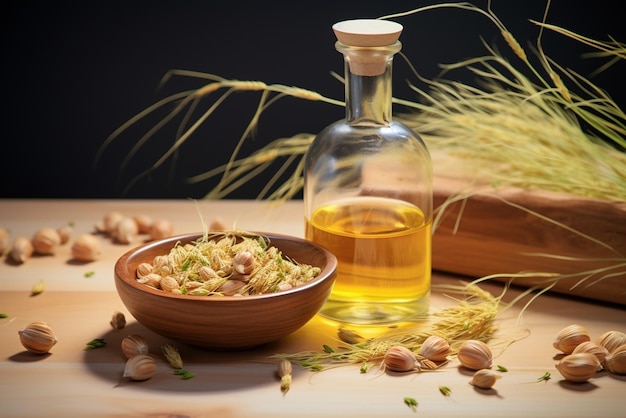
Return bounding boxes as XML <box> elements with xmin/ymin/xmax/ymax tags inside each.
<box><xmin>304</xmin><ymin>19</ymin><xmax>433</xmax><ymax>326</ymax></box>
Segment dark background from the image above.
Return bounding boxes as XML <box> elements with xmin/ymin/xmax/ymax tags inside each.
<box><xmin>3</xmin><ymin>0</ymin><xmax>624</xmax><ymax>199</ymax></box>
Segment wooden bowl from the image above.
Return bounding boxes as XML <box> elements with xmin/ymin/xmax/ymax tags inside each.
<box><xmin>114</xmin><ymin>232</ymin><xmax>337</xmax><ymax>350</ymax></box>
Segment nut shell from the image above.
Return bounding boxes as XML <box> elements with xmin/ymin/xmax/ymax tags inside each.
<box><xmin>469</xmin><ymin>368</ymin><xmax>501</xmax><ymax>389</ymax></box>
<box><xmin>56</xmin><ymin>225</ymin><xmax>73</xmax><ymax>245</ymax></box>
<box><xmin>136</xmin><ymin>262</ymin><xmax>153</xmax><ymax>279</ymax></box>
<box><xmin>217</xmin><ymin>279</ymin><xmax>246</xmax><ymax>296</ymax></box>
<box><xmin>121</xmin><ymin>334</ymin><xmax>149</xmax><ymax>359</ymax></box>
<box><xmin>555</xmin><ymin>353</ymin><xmax>600</xmax><ymax>382</ymax></box>
<box><xmin>553</xmin><ymin>324</ymin><xmax>590</xmax><ymax>354</ymax></box>
<box><xmin>97</xmin><ymin>211</ymin><xmax>124</xmax><ymax>234</ymax></box>
<box><xmin>418</xmin><ymin>335</ymin><xmax>450</xmax><ymax>362</ymax></box>
<box><xmin>209</xmin><ymin>218</ymin><xmax>226</xmax><ymax>231</ymax></box>
<box><xmin>137</xmin><ymin>272</ymin><xmax>162</xmax><ymax>288</ymax></box>
<box><xmin>32</xmin><ymin>227</ymin><xmax>62</xmax><ymax>255</ymax></box>
<box><xmin>159</xmin><ymin>276</ymin><xmax>180</xmax><ymax>293</ymax></box>
<box><xmin>110</xmin><ymin>311</ymin><xmax>127</xmax><ymax>330</ymax></box>
<box><xmin>384</xmin><ymin>346</ymin><xmax>418</xmax><ymax>372</ymax></box>
<box><xmin>149</xmin><ymin>219</ymin><xmax>173</xmax><ymax>241</ymax></box>
<box><xmin>0</xmin><ymin>227</ymin><xmax>9</xmax><ymax>255</ymax></box>
<box><xmin>9</xmin><ymin>236</ymin><xmax>34</xmax><ymax>264</ymax></box>
<box><xmin>605</xmin><ymin>344</ymin><xmax>626</xmax><ymax>375</ymax></box>
<box><xmin>133</xmin><ymin>214</ymin><xmax>153</xmax><ymax>234</ymax></box>
<box><xmin>457</xmin><ymin>340</ymin><xmax>493</xmax><ymax>370</ymax></box>
<box><xmin>18</xmin><ymin>321</ymin><xmax>58</xmax><ymax>354</ymax></box>
<box><xmin>114</xmin><ymin>217</ymin><xmax>139</xmax><ymax>244</ymax></box>
<box><xmin>233</xmin><ymin>251</ymin><xmax>255</xmax><ymax>276</ymax></box>
<box><xmin>572</xmin><ymin>341</ymin><xmax>609</xmax><ymax>367</ymax></box>
<box><xmin>71</xmin><ymin>233</ymin><xmax>102</xmax><ymax>261</ymax></box>
<box><xmin>123</xmin><ymin>354</ymin><xmax>156</xmax><ymax>381</ymax></box>
<box><xmin>595</xmin><ymin>330</ymin><xmax>626</xmax><ymax>354</ymax></box>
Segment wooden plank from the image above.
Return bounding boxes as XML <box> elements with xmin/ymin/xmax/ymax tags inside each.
<box><xmin>432</xmin><ymin>174</ymin><xmax>626</xmax><ymax>305</ymax></box>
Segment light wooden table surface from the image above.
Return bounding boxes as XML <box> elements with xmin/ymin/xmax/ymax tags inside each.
<box><xmin>0</xmin><ymin>199</ymin><xmax>624</xmax><ymax>418</ymax></box>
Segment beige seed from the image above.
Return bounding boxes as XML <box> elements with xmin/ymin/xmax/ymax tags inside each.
<box><xmin>121</xmin><ymin>334</ymin><xmax>149</xmax><ymax>359</ymax></box>
<box><xmin>110</xmin><ymin>311</ymin><xmax>126</xmax><ymax>330</ymax></box>
<box><xmin>149</xmin><ymin>219</ymin><xmax>173</xmax><ymax>240</ymax></box>
<box><xmin>469</xmin><ymin>369</ymin><xmax>501</xmax><ymax>389</ymax></box>
<box><xmin>217</xmin><ymin>279</ymin><xmax>245</xmax><ymax>296</ymax></box>
<box><xmin>137</xmin><ymin>272</ymin><xmax>161</xmax><ymax>288</ymax></box>
<box><xmin>159</xmin><ymin>276</ymin><xmax>180</xmax><ymax>293</ymax></box>
<box><xmin>198</xmin><ymin>265</ymin><xmax>220</xmax><ymax>281</ymax></box>
<box><xmin>151</xmin><ymin>255</ymin><xmax>170</xmax><ymax>274</ymax></box>
<box><xmin>572</xmin><ymin>341</ymin><xmax>609</xmax><ymax>368</ymax></box>
<box><xmin>419</xmin><ymin>335</ymin><xmax>450</xmax><ymax>362</ymax></box>
<box><xmin>114</xmin><ymin>217</ymin><xmax>138</xmax><ymax>244</ymax></box>
<box><xmin>133</xmin><ymin>214</ymin><xmax>153</xmax><ymax>234</ymax></box>
<box><xmin>209</xmin><ymin>218</ymin><xmax>226</xmax><ymax>231</ymax></box>
<box><xmin>605</xmin><ymin>344</ymin><xmax>626</xmax><ymax>375</ymax></box>
<box><xmin>384</xmin><ymin>346</ymin><xmax>418</xmax><ymax>372</ymax></box>
<box><xmin>32</xmin><ymin>227</ymin><xmax>61</xmax><ymax>255</ymax></box>
<box><xmin>277</xmin><ymin>282</ymin><xmax>293</xmax><ymax>291</ymax></box>
<box><xmin>136</xmin><ymin>262</ymin><xmax>153</xmax><ymax>279</ymax></box>
<box><xmin>0</xmin><ymin>227</ymin><xmax>9</xmax><ymax>255</ymax></box>
<box><xmin>9</xmin><ymin>236</ymin><xmax>34</xmax><ymax>264</ymax></box>
<box><xmin>555</xmin><ymin>353</ymin><xmax>600</xmax><ymax>383</ymax></box>
<box><xmin>96</xmin><ymin>211</ymin><xmax>123</xmax><ymax>234</ymax></box>
<box><xmin>595</xmin><ymin>330</ymin><xmax>626</xmax><ymax>354</ymax></box>
<box><xmin>18</xmin><ymin>321</ymin><xmax>58</xmax><ymax>354</ymax></box>
<box><xmin>457</xmin><ymin>340</ymin><xmax>493</xmax><ymax>370</ymax></box>
<box><xmin>71</xmin><ymin>234</ymin><xmax>102</xmax><ymax>261</ymax></box>
<box><xmin>56</xmin><ymin>225</ymin><xmax>73</xmax><ymax>245</ymax></box>
<box><xmin>123</xmin><ymin>354</ymin><xmax>156</xmax><ymax>381</ymax></box>
<box><xmin>553</xmin><ymin>324</ymin><xmax>590</xmax><ymax>354</ymax></box>
<box><xmin>233</xmin><ymin>251</ymin><xmax>255</xmax><ymax>276</ymax></box>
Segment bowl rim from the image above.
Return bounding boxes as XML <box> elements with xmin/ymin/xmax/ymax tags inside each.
<box><xmin>115</xmin><ymin>231</ymin><xmax>337</xmax><ymax>303</ymax></box>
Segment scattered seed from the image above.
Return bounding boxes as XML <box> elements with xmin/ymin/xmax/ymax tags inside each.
<box><xmin>85</xmin><ymin>338</ymin><xmax>106</xmax><ymax>350</ymax></box>
<box><xmin>360</xmin><ymin>363</ymin><xmax>369</xmax><ymax>374</ymax></box>
<box><xmin>404</xmin><ymin>397</ymin><xmax>418</xmax><ymax>412</ymax></box>
<box><xmin>31</xmin><ymin>280</ymin><xmax>45</xmax><ymax>296</ymax></box>
<box><xmin>173</xmin><ymin>369</ymin><xmax>196</xmax><ymax>380</ymax></box>
<box><xmin>439</xmin><ymin>386</ymin><xmax>452</xmax><ymax>397</ymax></box>
<box><xmin>537</xmin><ymin>371</ymin><xmax>551</xmax><ymax>382</ymax></box>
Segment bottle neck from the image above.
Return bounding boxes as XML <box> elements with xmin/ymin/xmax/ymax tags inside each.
<box><xmin>337</xmin><ymin>42</ymin><xmax>400</xmax><ymax>126</ymax></box>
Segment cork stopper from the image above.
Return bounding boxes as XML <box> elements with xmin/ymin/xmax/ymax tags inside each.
<box><xmin>332</xmin><ymin>19</ymin><xmax>403</xmax><ymax>76</ymax></box>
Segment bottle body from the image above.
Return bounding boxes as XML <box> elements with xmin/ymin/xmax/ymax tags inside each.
<box><xmin>305</xmin><ymin>25</ymin><xmax>432</xmax><ymax>325</ymax></box>
<box><xmin>305</xmin><ymin>109</ymin><xmax>432</xmax><ymax>325</ymax></box>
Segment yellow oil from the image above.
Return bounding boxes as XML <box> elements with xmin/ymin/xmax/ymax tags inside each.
<box><xmin>305</xmin><ymin>196</ymin><xmax>431</xmax><ymax>325</ymax></box>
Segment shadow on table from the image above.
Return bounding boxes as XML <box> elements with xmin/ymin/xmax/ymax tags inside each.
<box><xmin>8</xmin><ymin>351</ymin><xmax>52</xmax><ymax>362</ymax></box>
<box><xmin>82</xmin><ymin>320</ymin><xmax>295</xmax><ymax>393</ymax></box>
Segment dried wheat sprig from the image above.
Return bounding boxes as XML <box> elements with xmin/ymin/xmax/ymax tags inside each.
<box><xmin>184</xmin><ymin>133</ymin><xmax>313</xmax><ymax>200</ymax></box>
<box><xmin>97</xmin><ymin>2</ymin><xmax>625</xmax><ymax>203</ymax></box>
<box><xmin>468</xmin><ymin>258</ymin><xmax>626</xmax><ymax>324</ymax></box>
<box><xmin>579</xmin><ymin>37</ymin><xmax>626</xmax><ymax>77</ymax></box>
<box><xmin>161</xmin><ymin>344</ymin><xmax>184</xmax><ymax>369</ymax></box>
<box><xmin>530</xmin><ymin>21</ymin><xmax>626</xmax><ymax>62</ymax></box>
<box><xmin>94</xmin><ymin>72</ymin><xmax>342</xmax><ymax>195</ymax></box>
<box><xmin>271</xmin><ymin>283</ymin><xmax>504</xmax><ymax>369</ymax></box>
<box><xmin>395</xmin><ymin>35</ymin><xmax>626</xmax><ymax>202</ymax></box>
